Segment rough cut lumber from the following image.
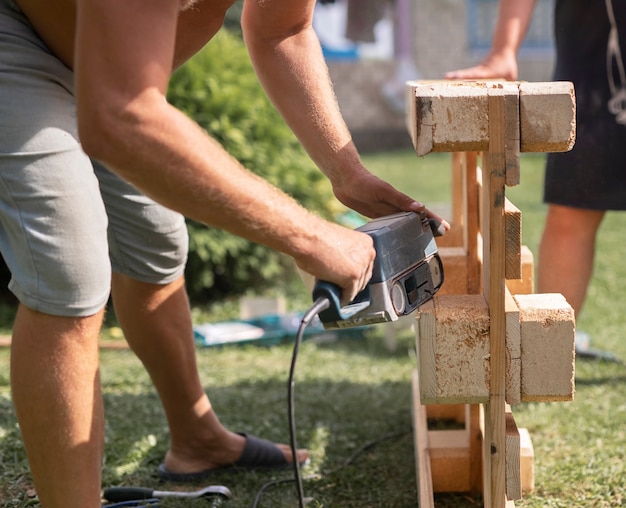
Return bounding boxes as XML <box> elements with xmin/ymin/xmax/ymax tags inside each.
<box><xmin>505</xmin><ymin>288</ymin><xmax>521</xmax><ymax>405</ymax></box>
<box><xmin>414</xmin><ymin>293</ymin><xmax>575</xmax><ymax>405</ymax></box>
<box><xmin>412</xmin><ymin>370</ymin><xmax>435</xmax><ymax>507</ymax></box>
<box><xmin>519</xmin><ymin>428</ymin><xmax>535</xmax><ymax>493</ymax></box>
<box><xmin>482</xmin><ymin>84</ymin><xmax>517</xmax><ymax>507</ymax></box>
<box><xmin>505</xmin><ymin>406</ymin><xmax>522</xmax><ymax>501</ymax></box>
<box><xmin>514</xmin><ymin>293</ymin><xmax>576</xmax><ymax>402</ymax></box>
<box><xmin>506</xmin><ymin>246</ymin><xmax>534</xmax><ymax>295</ymax></box>
<box><xmin>415</xmin><ymin>295</ymin><xmax>491</xmax><ymax>404</ymax></box>
<box><xmin>437</xmin><ymin>246</ymin><xmax>468</xmax><ymax>295</ymax></box>
<box><xmin>406</xmin><ymin>80</ymin><xmax>575</xmax><ymax>157</ymax></box>
<box><xmin>504</xmin><ymin>199</ymin><xmax>522</xmax><ymax>280</ymax></box>
<box><xmin>429</xmin><ymin>427</ymin><xmax>471</xmax><ymax>493</ymax></box>
<box><xmin>439</xmin><ymin>242</ymin><xmax>533</xmax><ymax>298</ymax></box>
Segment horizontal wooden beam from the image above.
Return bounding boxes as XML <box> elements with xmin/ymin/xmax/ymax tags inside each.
<box><xmin>414</xmin><ymin>293</ymin><xmax>575</xmax><ymax>405</ymax></box>
<box><xmin>406</xmin><ymin>80</ymin><xmax>575</xmax><ymax>156</ymax></box>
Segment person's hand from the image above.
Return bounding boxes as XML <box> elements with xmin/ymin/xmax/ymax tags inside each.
<box><xmin>331</xmin><ymin>168</ymin><xmax>450</xmax><ymax>233</ymax></box>
<box><xmin>293</xmin><ymin>221</ymin><xmax>375</xmax><ymax>305</ymax></box>
<box><xmin>445</xmin><ymin>52</ymin><xmax>518</xmax><ymax>81</ymax></box>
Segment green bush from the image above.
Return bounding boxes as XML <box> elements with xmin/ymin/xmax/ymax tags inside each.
<box><xmin>167</xmin><ymin>29</ymin><xmax>341</xmax><ymax>304</ymax></box>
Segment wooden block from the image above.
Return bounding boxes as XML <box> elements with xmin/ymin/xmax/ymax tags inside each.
<box><xmin>519</xmin><ymin>81</ymin><xmax>576</xmax><ymax>153</ymax></box>
<box><xmin>437</xmin><ymin>246</ymin><xmax>469</xmax><ymax>295</ymax></box>
<box><xmin>426</xmin><ymin>403</ymin><xmax>467</xmax><ymax>423</ymax></box>
<box><xmin>505</xmin><ymin>406</ymin><xmax>522</xmax><ymax>501</ymax></box>
<box><xmin>412</xmin><ymin>370</ymin><xmax>435</xmax><ymax>507</ymax></box>
<box><xmin>430</xmin><ymin>430</ymin><xmax>471</xmax><ymax>493</ymax></box>
<box><xmin>519</xmin><ymin>428</ymin><xmax>535</xmax><ymax>493</ymax></box>
<box><xmin>504</xmin><ymin>199</ymin><xmax>522</xmax><ymax>280</ymax></box>
<box><xmin>514</xmin><ymin>293</ymin><xmax>576</xmax><ymax>402</ymax></box>
<box><xmin>505</xmin><ymin>288</ymin><xmax>521</xmax><ymax>405</ymax></box>
<box><xmin>406</xmin><ymin>80</ymin><xmax>575</xmax><ymax>156</ymax></box>
<box><xmin>415</xmin><ymin>292</ymin><xmax>573</xmax><ymax>405</ymax></box>
<box><xmin>506</xmin><ymin>245</ymin><xmax>534</xmax><ymax>295</ymax></box>
<box><xmin>416</xmin><ymin>295</ymin><xmax>490</xmax><ymax>404</ymax></box>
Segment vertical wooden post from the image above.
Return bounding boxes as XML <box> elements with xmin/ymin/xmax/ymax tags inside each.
<box><xmin>482</xmin><ymin>83</ymin><xmax>520</xmax><ymax>507</ymax></box>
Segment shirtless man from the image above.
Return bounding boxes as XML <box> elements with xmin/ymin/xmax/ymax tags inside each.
<box><xmin>0</xmin><ymin>1</ymin><xmax>447</xmax><ymax>506</ymax></box>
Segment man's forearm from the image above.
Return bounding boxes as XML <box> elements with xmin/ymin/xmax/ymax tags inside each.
<box><xmin>244</xmin><ymin>24</ymin><xmax>365</xmax><ymax>187</ymax></box>
<box><xmin>490</xmin><ymin>0</ymin><xmax>538</xmax><ymax>56</ymax></box>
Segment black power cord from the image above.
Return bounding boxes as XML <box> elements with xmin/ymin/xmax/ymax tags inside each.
<box><xmin>287</xmin><ymin>296</ymin><xmax>330</xmax><ymax>508</ymax></box>
<box><xmin>251</xmin><ymin>296</ymin><xmax>411</xmax><ymax>507</ymax></box>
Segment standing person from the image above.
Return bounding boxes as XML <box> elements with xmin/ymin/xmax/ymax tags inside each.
<box><xmin>0</xmin><ymin>0</ymin><xmax>448</xmax><ymax>507</ymax></box>
<box><xmin>447</xmin><ymin>0</ymin><xmax>626</xmax><ymax>347</ymax></box>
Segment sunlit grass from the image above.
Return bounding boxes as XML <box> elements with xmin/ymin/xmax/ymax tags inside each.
<box><xmin>0</xmin><ymin>150</ymin><xmax>625</xmax><ymax>506</ymax></box>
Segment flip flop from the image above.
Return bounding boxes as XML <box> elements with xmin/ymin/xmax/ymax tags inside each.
<box><xmin>157</xmin><ymin>432</ymin><xmax>293</xmax><ymax>482</ymax></box>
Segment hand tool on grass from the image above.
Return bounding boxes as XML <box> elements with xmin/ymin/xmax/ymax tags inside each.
<box><xmin>103</xmin><ymin>485</ymin><xmax>232</xmax><ymax>504</ymax></box>
<box><xmin>103</xmin><ymin>499</ymin><xmax>159</xmax><ymax>508</ymax></box>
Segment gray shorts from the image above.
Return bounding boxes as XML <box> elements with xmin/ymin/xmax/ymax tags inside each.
<box><xmin>0</xmin><ymin>0</ymin><xmax>188</xmax><ymax>316</ymax></box>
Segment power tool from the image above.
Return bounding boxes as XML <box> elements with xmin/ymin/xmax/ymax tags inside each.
<box><xmin>312</xmin><ymin>211</ymin><xmax>444</xmax><ymax>329</ymax></box>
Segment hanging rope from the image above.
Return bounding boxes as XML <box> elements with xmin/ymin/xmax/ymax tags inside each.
<box><xmin>605</xmin><ymin>0</ymin><xmax>626</xmax><ymax>124</ymax></box>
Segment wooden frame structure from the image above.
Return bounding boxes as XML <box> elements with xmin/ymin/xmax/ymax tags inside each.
<box><xmin>405</xmin><ymin>81</ymin><xmax>577</xmax><ymax>507</ymax></box>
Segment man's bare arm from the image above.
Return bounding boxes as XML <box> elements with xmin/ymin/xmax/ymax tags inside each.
<box><xmin>241</xmin><ymin>0</ymin><xmax>447</xmax><ymax>225</ymax></box>
<box><xmin>446</xmin><ymin>0</ymin><xmax>537</xmax><ymax>80</ymax></box>
<box><xmin>74</xmin><ymin>0</ymin><xmax>374</xmax><ymax>302</ymax></box>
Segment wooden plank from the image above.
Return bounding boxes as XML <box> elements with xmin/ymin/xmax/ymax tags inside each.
<box><xmin>469</xmin><ymin>404</ymin><xmax>484</xmax><ymax>494</ymax></box>
<box><xmin>505</xmin><ymin>405</ymin><xmax>522</xmax><ymax>501</ymax></box>
<box><xmin>412</xmin><ymin>370</ymin><xmax>435</xmax><ymax>507</ymax></box>
<box><xmin>504</xmin><ymin>199</ymin><xmax>522</xmax><ymax>280</ymax></box>
<box><xmin>505</xmin><ymin>287</ymin><xmax>521</xmax><ymax>405</ymax></box>
<box><xmin>519</xmin><ymin>428</ymin><xmax>535</xmax><ymax>493</ymax></box>
<box><xmin>426</xmin><ymin>403</ymin><xmax>467</xmax><ymax>422</ymax></box>
<box><xmin>439</xmin><ymin>242</ymin><xmax>527</xmax><ymax>297</ymax></box>
<box><xmin>482</xmin><ymin>81</ymin><xmax>519</xmax><ymax>508</ymax></box>
<box><xmin>430</xmin><ymin>432</ymin><xmax>472</xmax><ymax>493</ymax></box>
<box><xmin>415</xmin><ymin>299</ymin><xmax>438</xmax><ymax>403</ymax></box>
<box><xmin>406</xmin><ymin>80</ymin><xmax>575</xmax><ymax>156</ymax></box>
<box><xmin>503</xmin><ymin>86</ymin><xmax>521</xmax><ymax>187</ymax></box>
<box><xmin>466</xmin><ymin>152</ymin><xmax>482</xmax><ymax>294</ymax></box>
<box><xmin>435</xmin><ymin>152</ymin><xmax>465</xmax><ymax>249</ymax></box>
<box><xmin>506</xmin><ymin>245</ymin><xmax>534</xmax><ymax>295</ymax></box>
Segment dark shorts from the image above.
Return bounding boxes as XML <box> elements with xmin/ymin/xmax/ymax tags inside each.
<box><xmin>544</xmin><ymin>109</ymin><xmax>626</xmax><ymax>211</ymax></box>
<box><xmin>546</xmin><ymin>0</ymin><xmax>626</xmax><ymax>211</ymax></box>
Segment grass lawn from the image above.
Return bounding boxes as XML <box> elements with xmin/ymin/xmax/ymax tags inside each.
<box><xmin>0</xmin><ymin>150</ymin><xmax>625</xmax><ymax>507</ymax></box>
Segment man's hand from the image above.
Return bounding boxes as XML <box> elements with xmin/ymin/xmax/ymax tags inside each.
<box><xmin>293</xmin><ymin>222</ymin><xmax>375</xmax><ymax>305</ymax></box>
<box><xmin>332</xmin><ymin>168</ymin><xmax>450</xmax><ymax>232</ymax></box>
<box><xmin>445</xmin><ymin>51</ymin><xmax>519</xmax><ymax>81</ymax></box>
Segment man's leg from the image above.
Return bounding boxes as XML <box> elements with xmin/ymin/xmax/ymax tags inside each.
<box><xmin>537</xmin><ymin>204</ymin><xmax>605</xmax><ymax>317</ymax></box>
<box><xmin>110</xmin><ymin>273</ymin><xmax>307</xmax><ymax>474</ymax></box>
<box><xmin>10</xmin><ymin>304</ymin><xmax>105</xmax><ymax>508</ymax></box>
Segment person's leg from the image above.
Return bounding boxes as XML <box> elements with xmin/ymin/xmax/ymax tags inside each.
<box><xmin>537</xmin><ymin>204</ymin><xmax>605</xmax><ymax>317</ymax></box>
<box><xmin>110</xmin><ymin>273</ymin><xmax>307</xmax><ymax>473</ymax></box>
<box><xmin>10</xmin><ymin>306</ymin><xmax>105</xmax><ymax>508</ymax></box>
<box><xmin>97</xmin><ymin>152</ymin><xmax>307</xmax><ymax>475</ymax></box>
<box><xmin>0</xmin><ymin>3</ymin><xmax>114</xmax><ymax>506</ymax></box>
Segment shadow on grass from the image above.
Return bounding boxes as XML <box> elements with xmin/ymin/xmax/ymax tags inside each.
<box><xmin>574</xmin><ymin>357</ymin><xmax>626</xmax><ymax>386</ymax></box>
<box><xmin>95</xmin><ymin>376</ymin><xmax>419</xmax><ymax>508</ymax></box>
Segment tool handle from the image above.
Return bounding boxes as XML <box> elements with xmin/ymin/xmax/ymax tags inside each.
<box><xmin>312</xmin><ymin>280</ymin><xmax>370</xmax><ymax>324</ymax></box>
<box><xmin>103</xmin><ymin>487</ymin><xmax>155</xmax><ymax>502</ymax></box>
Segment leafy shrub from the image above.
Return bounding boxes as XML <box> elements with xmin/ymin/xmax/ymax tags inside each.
<box><xmin>167</xmin><ymin>29</ymin><xmax>341</xmax><ymax>303</ymax></box>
